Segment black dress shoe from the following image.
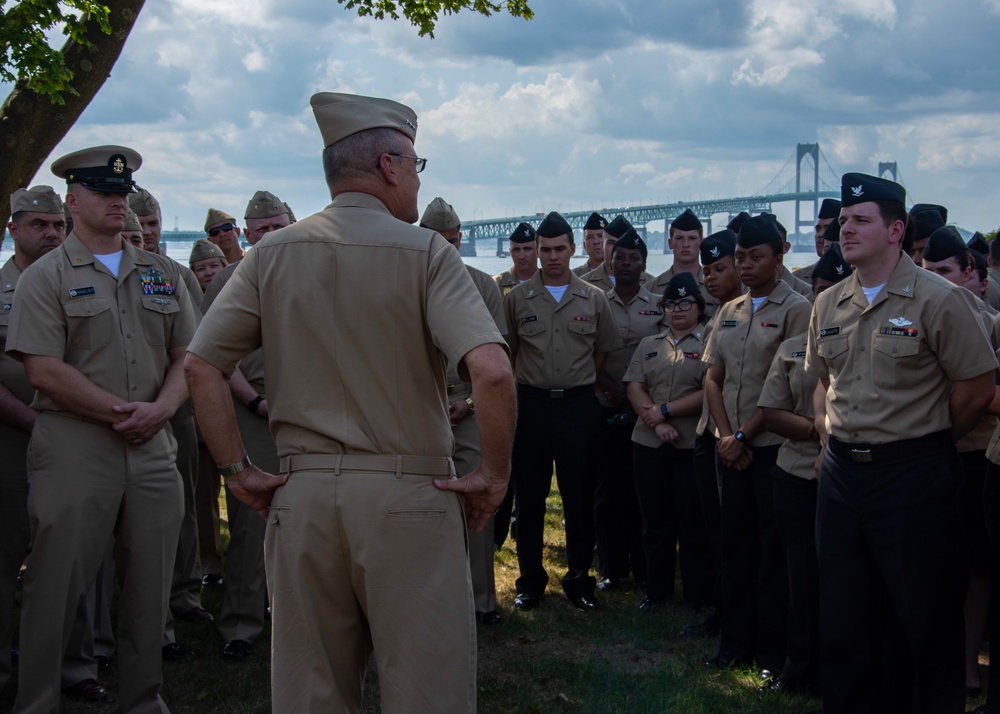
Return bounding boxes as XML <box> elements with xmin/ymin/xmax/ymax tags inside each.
<box><xmin>758</xmin><ymin>679</ymin><xmax>791</xmax><ymax>695</ymax></box>
<box><xmin>570</xmin><ymin>594</ymin><xmax>601</xmax><ymax>612</ymax></box>
<box><xmin>63</xmin><ymin>678</ymin><xmax>107</xmax><ymax>702</ymax></box>
<box><xmin>597</xmin><ymin>578</ymin><xmax>620</xmax><ymax>592</ymax></box>
<box><xmin>178</xmin><ymin>605</ymin><xmax>214</xmax><ymax>623</ymax></box>
<box><xmin>513</xmin><ymin>593</ymin><xmax>541</xmax><ymax>611</ymax></box>
<box><xmin>759</xmin><ymin>668</ymin><xmax>780</xmax><ymax>682</ymax></box>
<box><xmin>476</xmin><ymin>610</ymin><xmax>502</xmax><ymax>626</ymax></box>
<box><xmin>94</xmin><ymin>653</ymin><xmax>110</xmax><ymax>666</ymax></box>
<box><xmin>201</xmin><ymin>573</ymin><xmax>224</xmax><ymax>588</ymax></box>
<box><xmin>638</xmin><ymin>596</ymin><xmax>665</xmax><ymax>612</ymax></box>
<box><xmin>162</xmin><ymin>642</ymin><xmax>196</xmax><ymax>661</ymax></box>
<box><xmin>222</xmin><ymin>639</ymin><xmax>253</xmax><ymax>661</ymax></box>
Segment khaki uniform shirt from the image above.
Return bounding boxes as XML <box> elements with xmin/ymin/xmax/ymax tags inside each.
<box><xmin>792</xmin><ymin>262</ymin><xmax>816</xmax><ymax>282</ymax></box>
<box><xmin>781</xmin><ymin>265</ymin><xmax>814</xmax><ymax>301</ymax></box>
<box><xmin>5</xmin><ymin>234</ymin><xmax>198</xmax><ymax>411</ymax></box>
<box><xmin>0</xmin><ymin>259</ymin><xmax>34</xmax><ymax>406</ymax></box>
<box><xmin>695</xmin><ymin>313</ymin><xmax>721</xmax><ymax>437</ymax></box>
<box><xmin>572</xmin><ymin>261</ymin><xmax>602</xmax><ymax>277</ymax></box>
<box><xmin>703</xmin><ymin>280</ymin><xmax>812</xmax><ymax>447</ymax></box>
<box><xmin>758</xmin><ymin>333</ymin><xmax>819</xmax><ymax>479</ymax></box>
<box><xmin>188</xmin><ymin>193</ymin><xmax>505</xmax><ymax>459</ymax></box>
<box><xmin>201</xmin><ymin>262</ymin><xmax>266</xmax><ymax>395</ymax></box>
<box><xmin>987</xmin><ymin>268</ymin><xmax>1000</xmax><ymax>311</ymax></box>
<box><xmin>805</xmin><ymin>254</ymin><xmax>997</xmax><ymax>444</ymax></box>
<box><xmin>958</xmin><ymin>297</ymin><xmax>1000</xmax><ymax>452</ymax></box>
<box><xmin>600</xmin><ymin>286</ymin><xmax>666</xmax><ymax>408</ymax></box>
<box><xmin>494</xmin><ymin>267</ymin><xmax>529</xmax><ymax>298</ymax></box>
<box><xmin>503</xmin><ymin>271</ymin><xmax>622</xmax><ymax>389</ymax></box>
<box><xmin>644</xmin><ymin>265</ymin><xmax>719</xmax><ymax>319</ymax></box>
<box><xmin>447</xmin><ymin>265</ymin><xmax>506</xmax><ymax>397</ymax></box>
<box><xmin>581</xmin><ymin>264</ymin><xmax>654</xmax><ymax>294</ymax></box>
<box><xmin>624</xmin><ymin>328</ymin><xmax>706</xmax><ymax>449</ymax></box>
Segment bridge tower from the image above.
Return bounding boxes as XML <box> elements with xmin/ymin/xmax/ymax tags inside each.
<box><xmin>795</xmin><ymin>143</ymin><xmax>819</xmax><ymax>239</ymax></box>
<box><xmin>877</xmin><ymin>161</ymin><xmax>898</xmax><ymax>182</ymax></box>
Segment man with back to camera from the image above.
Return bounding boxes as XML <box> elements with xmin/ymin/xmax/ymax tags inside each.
<box><xmin>7</xmin><ymin>145</ymin><xmax>199</xmax><ymax>713</ymax></box>
<box><xmin>504</xmin><ymin>211</ymin><xmax>622</xmax><ymax>613</ymax></box>
<box><xmin>572</xmin><ymin>211</ymin><xmax>607</xmax><ymax>277</ymax></box>
<box><xmin>495</xmin><ymin>222</ymin><xmax>538</xmax><ymax>297</ymax></box>
<box><xmin>185</xmin><ymin>92</ymin><xmax>516</xmax><ymax>712</ymax></box>
<box><xmin>805</xmin><ymin>173</ymin><xmax>997</xmax><ymax>714</ymax></box>
<box><xmin>420</xmin><ymin>196</ymin><xmax>507</xmax><ymax>625</ymax></box>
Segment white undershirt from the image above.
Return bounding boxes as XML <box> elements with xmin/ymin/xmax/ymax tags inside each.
<box><xmin>609</xmin><ymin>275</ymin><xmax>617</xmax><ymax>286</ymax></box>
<box><xmin>545</xmin><ymin>285</ymin><xmax>569</xmax><ymax>302</ymax></box>
<box><xmin>750</xmin><ymin>295</ymin><xmax>767</xmax><ymax>312</ymax></box>
<box><xmin>94</xmin><ymin>251</ymin><xmax>123</xmax><ymax>279</ymax></box>
<box><xmin>862</xmin><ymin>283</ymin><xmax>886</xmax><ymax>304</ymax></box>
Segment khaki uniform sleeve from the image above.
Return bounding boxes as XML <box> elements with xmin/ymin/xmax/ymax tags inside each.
<box><xmin>803</xmin><ymin>302</ymin><xmax>828</xmax><ymax>380</ymax></box>
<box><xmin>186</xmin><ymin>251</ymin><xmax>264</xmax><ymax>378</ymax></box>
<box><xmin>927</xmin><ymin>287</ymin><xmax>998</xmax><ymax>382</ymax></box>
<box><xmin>758</xmin><ymin>342</ymin><xmax>795</xmax><ymax>411</ymax></box>
<box><xmin>5</xmin><ymin>263</ymin><xmax>66</xmax><ymax>360</ymax></box>
<box><xmin>623</xmin><ymin>336</ymin><xmax>652</xmax><ymax>384</ymax></box>
<box><xmin>166</xmin><ymin>264</ymin><xmax>201</xmax><ymax>349</ymax></box>
<box><xmin>593</xmin><ymin>290</ymin><xmax>623</xmax><ymax>354</ymax></box>
<box><xmin>480</xmin><ymin>274</ymin><xmax>506</xmax><ymax>335</ymax></box>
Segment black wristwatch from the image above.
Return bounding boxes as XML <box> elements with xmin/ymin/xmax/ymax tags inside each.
<box><xmin>660</xmin><ymin>403</ymin><xmax>670</xmax><ymax>418</ymax></box>
<box><xmin>247</xmin><ymin>395</ymin><xmax>264</xmax><ymax>414</ymax></box>
<box><xmin>734</xmin><ymin>430</ymin><xmax>747</xmax><ymax>443</ymax></box>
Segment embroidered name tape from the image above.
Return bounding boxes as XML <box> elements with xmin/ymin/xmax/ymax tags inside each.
<box><xmin>791</xmin><ymin>351</ymin><xmax>806</xmax><ymax>358</ymax></box>
<box><xmin>819</xmin><ymin>326</ymin><xmax>841</xmax><ymax>337</ymax></box>
<box><xmin>520</xmin><ymin>315</ymin><xmax>537</xmax><ymax>323</ymax></box>
<box><xmin>720</xmin><ymin>320</ymin><xmax>738</xmax><ymax>327</ymax></box>
<box><xmin>643</xmin><ymin>351</ymin><xmax>658</xmax><ymax>360</ymax></box>
<box><xmin>69</xmin><ymin>287</ymin><xmax>95</xmax><ymax>298</ymax></box>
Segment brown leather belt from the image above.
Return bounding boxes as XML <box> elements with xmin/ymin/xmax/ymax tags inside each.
<box><xmin>279</xmin><ymin>453</ymin><xmax>455</xmax><ymax>478</ymax></box>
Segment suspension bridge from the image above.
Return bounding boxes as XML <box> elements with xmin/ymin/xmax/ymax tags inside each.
<box><xmin>460</xmin><ymin>143</ymin><xmax>903</xmax><ymax>256</ymax></box>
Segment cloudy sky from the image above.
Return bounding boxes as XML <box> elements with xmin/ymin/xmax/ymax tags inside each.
<box><xmin>8</xmin><ymin>0</ymin><xmax>1000</xmax><ymax>235</ymax></box>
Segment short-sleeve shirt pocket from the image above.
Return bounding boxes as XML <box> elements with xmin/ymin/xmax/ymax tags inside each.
<box><xmin>872</xmin><ymin>334</ymin><xmax>922</xmax><ymax>389</ymax></box>
<box><xmin>64</xmin><ymin>298</ymin><xmax>112</xmax><ymax>350</ymax></box>
<box><xmin>140</xmin><ymin>295</ymin><xmax>180</xmax><ymax>346</ymax></box>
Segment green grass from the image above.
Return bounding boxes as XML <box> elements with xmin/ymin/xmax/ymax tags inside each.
<box><xmin>0</xmin><ymin>482</ymin><xmax>985</xmax><ymax>712</ymax></box>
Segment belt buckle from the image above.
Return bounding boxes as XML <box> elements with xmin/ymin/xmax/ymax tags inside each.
<box><xmin>447</xmin><ymin>384</ymin><xmax>457</xmax><ymax>396</ymax></box>
<box><xmin>850</xmin><ymin>449</ymin><xmax>872</xmax><ymax>464</ymax></box>
<box><xmin>550</xmin><ymin>388</ymin><xmax>565</xmax><ymax>399</ymax></box>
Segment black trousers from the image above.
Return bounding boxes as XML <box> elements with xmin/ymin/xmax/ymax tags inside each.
<box><xmin>980</xmin><ymin>461</ymin><xmax>1000</xmax><ymax>709</ymax></box>
<box><xmin>632</xmin><ymin>442</ymin><xmax>713</xmax><ymax>605</ymax></box>
<box><xmin>717</xmin><ymin>443</ymin><xmax>786</xmax><ymax>671</ymax></box>
<box><xmin>772</xmin><ymin>467</ymin><xmax>820</xmax><ymax>692</ymax></box>
<box><xmin>594</xmin><ymin>409</ymin><xmax>645</xmax><ymax>584</ymax></box>
<box><xmin>693</xmin><ymin>430</ymin><xmax>721</xmax><ymax>609</ymax></box>
<box><xmin>818</xmin><ymin>432</ymin><xmax>964</xmax><ymax>714</ymax></box>
<box><xmin>512</xmin><ymin>385</ymin><xmax>600</xmax><ymax>600</ymax></box>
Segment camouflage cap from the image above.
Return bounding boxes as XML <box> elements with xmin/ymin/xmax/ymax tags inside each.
<box><xmin>204</xmin><ymin>208</ymin><xmax>236</xmax><ymax>232</ymax></box>
<box><xmin>129</xmin><ymin>187</ymin><xmax>160</xmax><ymax>217</ymax></box>
<box><xmin>51</xmin><ymin>145</ymin><xmax>141</xmax><ymax>193</ymax></box>
<box><xmin>10</xmin><ymin>185</ymin><xmax>64</xmax><ymax>215</ymax></box>
<box><xmin>419</xmin><ymin>197</ymin><xmax>460</xmax><ymax>232</ymax></box>
<box><xmin>244</xmin><ymin>190</ymin><xmax>287</xmax><ymax>220</ymax></box>
<box><xmin>189</xmin><ymin>238</ymin><xmax>228</xmax><ymax>267</ymax></box>
<box><xmin>310</xmin><ymin>92</ymin><xmax>418</xmax><ymax>148</ymax></box>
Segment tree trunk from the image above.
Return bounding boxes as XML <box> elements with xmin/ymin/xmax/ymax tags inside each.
<box><xmin>0</xmin><ymin>0</ymin><xmax>146</xmax><ymax>228</ymax></box>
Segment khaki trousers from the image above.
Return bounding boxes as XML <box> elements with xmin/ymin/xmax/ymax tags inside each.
<box><xmin>195</xmin><ymin>443</ymin><xmax>223</xmax><ymax>578</ymax></box>
<box><xmin>15</xmin><ymin>414</ymin><xmax>181</xmax><ymax>714</ymax></box>
<box><xmin>265</xmin><ymin>465</ymin><xmax>476</xmax><ymax>713</ymax></box>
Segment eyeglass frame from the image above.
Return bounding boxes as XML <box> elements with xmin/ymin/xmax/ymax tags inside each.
<box><xmin>661</xmin><ymin>298</ymin><xmax>696</xmax><ymax>312</ymax></box>
<box><xmin>386</xmin><ymin>153</ymin><xmax>427</xmax><ymax>173</ymax></box>
<box><xmin>208</xmin><ymin>222</ymin><xmax>236</xmax><ymax>237</ymax></box>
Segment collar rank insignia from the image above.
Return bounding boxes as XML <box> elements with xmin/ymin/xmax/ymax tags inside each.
<box><xmin>710</xmin><ymin>247</ymin><xmax>720</xmax><ymax>257</ymax></box>
<box><xmin>851</xmin><ymin>185</ymin><xmax>864</xmax><ymax>197</ymax></box>
<box><xmin>694</xmin><ymin>331</ymin><xmax>702</xmax><ymax>339</ymax></box>
<box><xmin>888</xmin><ymin>317</ymin><xmax>912</xmax><ymax>327</ymax></box>
<box><xmin>902</xmin><ymin>286</ymin><xmax>911</xmax><ymax>293</ymax></box>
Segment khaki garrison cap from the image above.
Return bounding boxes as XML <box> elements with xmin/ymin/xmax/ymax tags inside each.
<box><xmin>310</xmin><ymin>92</ymin><xmax>418</xmax><ymax>148</ymax></box>
<box><xmin>51</xmin><ymin>145</ymin><xmax>141</xmax><ymax>193</ymax></box>
<box><xmin>10</xmin><ymin>185</ymin><xmax>64</xmax><ymax>215</ymax></box>
<box><xmin>189</xmin><ymin>239</ymin><xmax>228</xmax><ymax>267</ymax></box>
<box><xmin>244</xmin><ymin>191</ymin><xmax>287</xmax><ymax>220</ymax></box>
<box><xmin>283</xmin><ymin>202</ymin><xmax>296</xmax><ymax>223</ymax></box>
<box><xmin>130</xmin><ymin>187</ymin><xmax>160</xmax><ymax>217</ymax></box>
<box><xmin>420</xmin><ymin>197</ymin><xmax>460</xmax><ymax>232</ymax></box>
<box><xmin>123</xmin><ymin>210</ymin><xmax>142</xmax><ymax>233</ymax></box>
<box><xmin>204</xmin><ymin>208</ymin><xmax>236</xmax><ymax>232</ymax></box>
